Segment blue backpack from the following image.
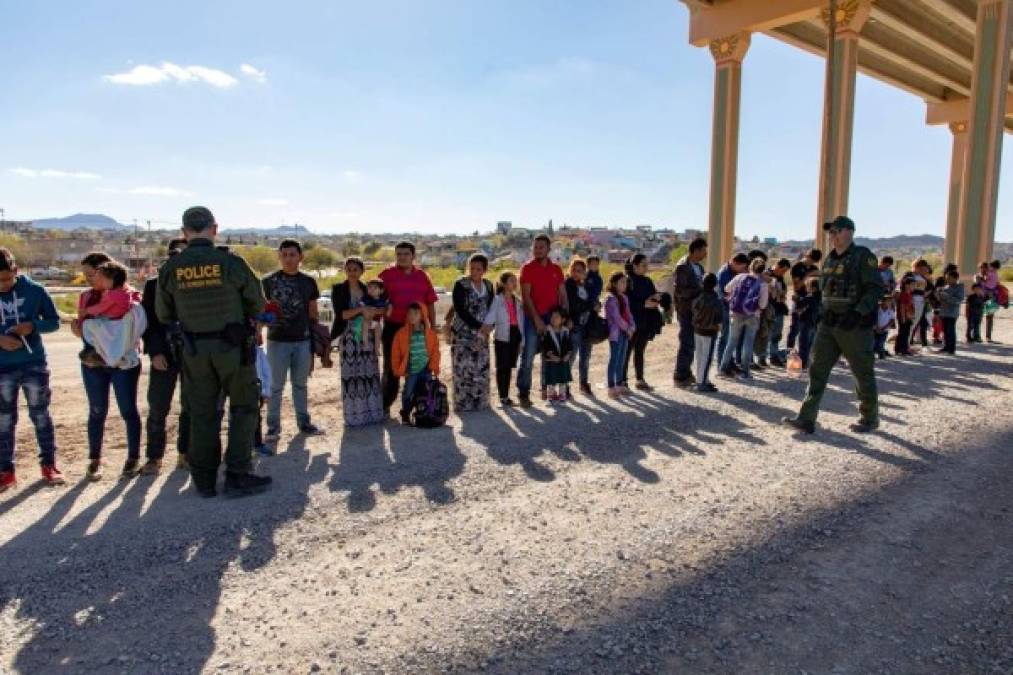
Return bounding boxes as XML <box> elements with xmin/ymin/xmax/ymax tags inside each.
<box><xmin>730</xmin><ymin>275</ymin><xmax>762</xmax><ymax>315</ymax></box>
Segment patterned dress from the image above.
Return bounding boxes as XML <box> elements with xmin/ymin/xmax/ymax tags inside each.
<box><xmin>451</xmin><ymin>278</ymin><xmax>492</xmax><ymax>412</ymax></box>
<box><xmin>339</xmin><ymin>285</ymin><xmax>385</xmax><ymax>427</ymax></box>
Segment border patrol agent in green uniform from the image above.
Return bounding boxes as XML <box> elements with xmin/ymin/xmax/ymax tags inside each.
<box><xmin>783</xmin><ymin>216</ymin><xmax>884</xmax><ymax>434</ymax></box>
<box><xmin>156</xmin><ymin>206</ymin><xmax>273</xmax><ymax>497</ymax></box>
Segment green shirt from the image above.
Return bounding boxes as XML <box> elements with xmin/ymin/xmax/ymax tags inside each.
<box><xmin>408</xmin><ymin>329</ymin><xmax>428</xmax><ymax>374</ymax></box>
<box><xmin>156</xmin><ymin>238</ymin><xmax>265</xmax><ymax>332</ymax></box>
<box><xmin>819</xmin><ymin>243</ymin><xmax>884</xmax><ymax>317</ymax></box>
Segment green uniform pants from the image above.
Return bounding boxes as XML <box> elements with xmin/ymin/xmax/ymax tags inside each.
<box><xmin>180</xmin><ymin>342</ymin><xmax>258</xmax><ymax>488</ymax></box>
<box><xmin>797</xmin><ymin>324</ymin><xmax>878</xmax><ymax>425</ymax></box>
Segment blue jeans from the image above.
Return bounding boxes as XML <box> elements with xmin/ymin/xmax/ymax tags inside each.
<box><xmin>607</xmin><ymin>335</ymin><xmax>629</xmax><ymax>388</ymax></box>
<box><xmin>797</xmin><ymin>320</ymin><xmax>815</xmax><ymax>366</ymax></box>
<box><xmin>763</xmin><ymin>313</ymin><xmax>785</xmax><ymax>359</ymax></box>
<box><xmin>674</xmin><ymin>310</ymin><xmax>695</xmax><ymax>380</ymax></box>
<box><xmin>517</xmin><ymin>314</ymin><xmax>548</xmax><ymax>396</ymax></box>
<box><xmin>81</xmin><ymin>364</ymin><xmax>142</xmax><ymax>460</ymax></box>
<box><xmin>402</xmin><ymin>368</ymin><xmax>432</xmax><ymax>413</ymax></box>
<box><xmin>569</xmin><ymin>327</ymin><xmax>592</xmax><ymax>386</ymax></box>
<box><xmin>266</xmin><ymin>339</ymin><xmax>312</xmax><ymax>432</ymax></box>
<box><xmin>873</xmin><ymin>331</ymin><xmax>888</xmax><ymax>356</ymax></box>
<box><xmin>719</xmin><ymin>315</ymin><xmax>759</xmax><ymax>376</ymax></box>
<box><xmin>0</xmin><ymin>363</ymin><xmax>57</xmax><ymax>470</ymax></box>
<box><xmin>716</xmin><ymin>303</ymin><xmax>731</xmax><ymax>363</ymax></box>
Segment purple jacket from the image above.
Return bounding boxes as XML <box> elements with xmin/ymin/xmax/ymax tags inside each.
<box><xmin>605</xmin><ymin>293</ymin><xmax>635</xmax><ymax>342</ymax></box>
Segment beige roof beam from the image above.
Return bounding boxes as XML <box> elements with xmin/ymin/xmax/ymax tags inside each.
<box><xmin>870</xmin><ymin>1</ymin><xmax>974</xmax><ymax>72</ymax></box>
<box><xmin>850</xmin><ymin>22</ymin><xmax>972</xmax><ymax>96</ymax></box>
<box><xmin>684</xmin><ymin>0</ymin><xmax>823</xmax><ymax>47</ymax></box>
<box><xmin>926</xmin><ymin>94</ymin><xmax>1013</xmax><ymax>125</ymax></box>
<box><xmin>917</xmin><ymin>0</ymin><xmax>977</xmax><ymax>37</ymax></box>
<box><xmin>768</xmin><ymin>23</ymin><xmax>947</xmax><ymax>101</ymax></box>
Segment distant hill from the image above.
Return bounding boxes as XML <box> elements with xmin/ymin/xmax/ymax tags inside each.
<box><xmin>854</xmin><ymin>234</ymin><xmax>944</xmax><ymax>249</ymax></box>
<box><xmin>30</xmin><ymin>213</ymin><xmax>129</xmax><ymax>230</ymax></box>
<box><xmin>220</xmin><ymin>224</ymin><xmax>313</xmax><ymax>237</ymax></box>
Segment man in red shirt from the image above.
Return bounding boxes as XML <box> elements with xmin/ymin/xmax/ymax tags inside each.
<box><xmin>378</xmin><ymin>242</ymin><xmax>439</xmax><ymax>413</ymax></box>
<box><xmin>517</xmin><ymin>234</ymin><xmax>567</xmax><ymax>407</ymax></box>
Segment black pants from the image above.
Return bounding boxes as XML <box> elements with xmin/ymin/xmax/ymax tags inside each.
<box><xmin>895</xmin><ymin>320</ymin><xmax>912</xmax><ymax>355</ymax></box>
<box><xmin>622</xmin><ymin>330</ymin><xmax>650</xmax><ymax>385</ymax></box>
<box><xmin>145</xmin><ymin>361</ymin><xmax>189</xmax><ymax>460</ymax></box>
<box><xmin>494</xmin><ymin>326</ymin><xmax>522</xmax><ymax>400</ymax></box>
<box><xmin>986</xmin><ymin>314</ymin><xmax>995</xmax><ymax>341</ymax></box>
<box><xmin>942</xmin><ymin>316</ymin><xmax>957</xmax><ymax>353</ymax></box>
<box><xmin>673</xmin><ymin>310</ymin><xmax>694</xmax><ymax>380</ymax></box>
<box><xmin>966</xmin><ymin>312</ymin><xmax>982</xmax><ymax>342</ymax></box>
<box><xmin>381</xmin><ymin>321</ymin><xmax>405</xmax><ymax>411</ymax></box>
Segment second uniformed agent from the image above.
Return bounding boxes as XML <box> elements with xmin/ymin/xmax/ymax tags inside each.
<box><xmin>155</xmin><ymin>206</ymin><xmax>273</xmax><ymax>497</ymax></box>
<box><xmin>783</xmin><ymin>216</ymin><xmax>884</xmax><ymax>434</ymax></box>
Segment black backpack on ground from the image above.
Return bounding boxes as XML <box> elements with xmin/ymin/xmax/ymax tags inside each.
<box><xmin>410</xmin><ymin>378</ymin><xmax>449</xmax><ymax>428</ymax></box>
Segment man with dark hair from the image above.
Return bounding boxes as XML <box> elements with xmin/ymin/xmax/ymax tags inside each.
<box><xmin>878</xmin><ymin>255</ymin><xmax>896</xmax><ymax>294</ymax></box>
<box><xmin>139</xmin><ymin>238</ymin><xmax>189</xmax><ymax>475</ymax></box>
<box><xmin>0</xmin><ymin>247</ymin><xmax>65</xmax><ymax>491</ymax></box>
<box><xmin>518</xmin><ymin>234</ymin><xmax>567</xmax><ymax>406</ymax></box>
<box><xmin>806</xmin><ymin>248</ymin><xmax>823</xmax><ymax>268</ymax></box>
<box><xmin>673</xmin><ymin>237</ymin><xmax>708</xmax><ymax>386</ymax></box>
<box><xmin>378</xmin><ymin>240</ymin><xmax>438</xmax><ymax>413</ymax></box>
<box><xmin>156</xmin><ymin>206</ymin><xmax>272</xmax><ymax>497</ymax></box>
<box><xmin>716</xmin><ymin>253</ymin><xmax>749</xmax><ymax>364</ymax></box>
<box><xmin>262</xmin><ymin>239</ymin><xmax>323</xmax><ymax>441</ymax></box>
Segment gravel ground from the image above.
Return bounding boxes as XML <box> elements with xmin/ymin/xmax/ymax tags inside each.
<box><xmin>1</xmin><ymin>316</ymin><xmax>1011</xmax><ymax>674</ymax></box>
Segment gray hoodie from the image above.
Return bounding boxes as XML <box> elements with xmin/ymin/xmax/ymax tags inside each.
<box><xmin>936</xmin><ymin>282</ymin><xmax>965</xmax><ymax>319</ymax></box>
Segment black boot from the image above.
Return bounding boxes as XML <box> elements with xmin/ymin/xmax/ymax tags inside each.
<box><xmin>781</xmin><ymin>416</ymin><xmax>815</xmax><ymax>434</ymax></box>
<box><xmin>224</xmin><ymin>471</ymin><xmax>272</xmax><ymax>498</ymax></box>
<box><xmin>849</xmin><ymin>418</ymin><xmax>879</xmax><ymax>434</ymax></box>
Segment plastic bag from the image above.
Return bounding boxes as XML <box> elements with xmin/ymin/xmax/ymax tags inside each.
<box><xmin>786</xmin><ymin>349</ymin><xmax>804</xmax><ymax>376</ymax></box>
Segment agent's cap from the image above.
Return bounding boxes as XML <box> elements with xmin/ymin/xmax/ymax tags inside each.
<box><xmin>823</xmin><ymin>216</ymin><xmax>855</xmax><ymax>232</ymax></box>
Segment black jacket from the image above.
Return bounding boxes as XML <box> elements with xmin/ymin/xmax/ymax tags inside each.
<box><xmin>691</xmin><ymin>290</ymin><xmax>724</xmax><ymax>337</ymax></box>
<box><xmin>141</xmin><ymin>277</ymin><xmax>172</xmax><ymax>360</ymax></box>
<box><xmin>451</xmin><ymin>278</ymin><xmax>494</xmax><ymax>330</ymax></box>
<box><xmin>564</xmin><ymin>278</ymin><xmax>595</xmax><ymax>328</ymax></box>
<box><xmin>674</xmin><ymin>257</ymin><xmax>704</xmax><ymax>314</ymax></box>
<box><xmin>330</xmin><ymin>280</ymin><xmax>368</xmax><ymax>340</ymax></box>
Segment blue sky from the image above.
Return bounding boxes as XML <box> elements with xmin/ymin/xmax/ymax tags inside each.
<box><xmin>0</xmin><ymin>0</ymin><xmax>1009</xmax><ymax>241</ymax></box>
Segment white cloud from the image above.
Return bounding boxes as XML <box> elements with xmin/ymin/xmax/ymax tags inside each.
<box><xmin>9</xmin><ymin>167</ymin><xmax>101</xmax><ymax>179</ymax></box>
<box><xmin>129</xmin><ymin>185</ymin><xmax>193</xmax><ymax>197</ymax></box>
<box><xmin>258</xmin><ymin>198</ymin><xmax>288</xmax><ymax>206</ymax></box>
<box><xmin>103</xmin><ymin>62</ymin><xmax>238</xmax><ymax>88</ymax></box>
<box><xmin>240</xmin><ymin>64</ymin><xmax>267</xmax><ymax>83</ymax></box>
<box><xmin>342</xmin><ymin>170</ymin><xmax>361</xmax><ymax>181</ymax></box>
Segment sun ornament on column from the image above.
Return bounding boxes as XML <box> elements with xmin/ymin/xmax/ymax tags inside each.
<box><xmin>705</xmin><ymin>32</ymin><xmax>750</xmax><ymax>273</ymax></box>
<box><xmin>816</xmin><ymin>0</ymin><xmax>872</xmax><ymax>248</ymax></box>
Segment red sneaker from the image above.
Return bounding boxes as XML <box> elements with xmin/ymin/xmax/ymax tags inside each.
<box><xmin>41</xmin><ymin>464</ymin><xmax>66</xmax><ymax>486</ymax></box>
<box><xmin>0</xmin><ymin>469</ymin><xmax>15</xmax><ymax>492</ymax></box>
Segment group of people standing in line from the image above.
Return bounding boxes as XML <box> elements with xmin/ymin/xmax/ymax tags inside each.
<box><xmin>0</xmin><ymin>206</ymin><xmax>1006</xmax><ymax>495</ymax></box>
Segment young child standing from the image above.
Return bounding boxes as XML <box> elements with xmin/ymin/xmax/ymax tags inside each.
<box><xmin>584</xmin><ymin>256</ymin><xmax>604</xmax><ymax>309</ymax></box>
<box><xmin>604</xmin><ymin>272</ymin><xmax>635</xmax><ymax>398</ymax></box>
<box><xmin>966</xmin><ymin>283</ymin><xmax>985</xmax><ymax>344</ymax></box>
<box><xmin>482</xmin><ymin>271</ymin><xmax>525</xmax><ymax>407</ymax></box>
<box><xmin>253</xmin><ymin>339</ymin><xmax>272</xmax><ymax>456</ymax></box>
<box><xmin>0</xmin><ymin>248</ymin><xmax>65</xmax><ymax>491</ymax></box>
<box><xmin>691</xmin><ymin>273</ymin><xmax>723</xmax><ymax>393</ymax></box>
<box><xmin>540</xmin><ymin>308</ymin><xmax>572</xmax><ymax>402</ymax></box>
<box><xmin>391</xmin><ymin>303</ymin><xmax>440</xmax><ymax>424</ymax></box>
<box><xmin>874</xmin><ymin>295</ymin><xmax>896</xmax><ymax>359</ymax></box>
<box><xmin>894</xmin><ymin>276</ymin><xmax>916</xmax><ymax>356</ymax></box>
<box><xmin>935</xmin><ymin>269</ymin><xmax>965</xmax><ymax>355</ymax></box>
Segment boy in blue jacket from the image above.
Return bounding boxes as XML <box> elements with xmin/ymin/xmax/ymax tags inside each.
<box><xmin>0</xmin><ymin>248</ymin><xmax>65</xmax><ymax>491</ymax></box>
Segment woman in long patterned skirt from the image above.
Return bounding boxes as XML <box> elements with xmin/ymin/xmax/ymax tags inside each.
<box><xmin>451</xmin><ymin>254</ymin><xmax>494</xmax><ymax>412</ymax></box>
<box><xmin>331</xmin><ymin>258</ymin><xmax>385</xmax><ymax>426</ymax></box>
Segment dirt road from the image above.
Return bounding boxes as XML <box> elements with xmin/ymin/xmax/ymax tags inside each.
<box><xmin>1</xmin><ymin>318</ymin><xmax>1011</xmax><ymax>673</ymax></box>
